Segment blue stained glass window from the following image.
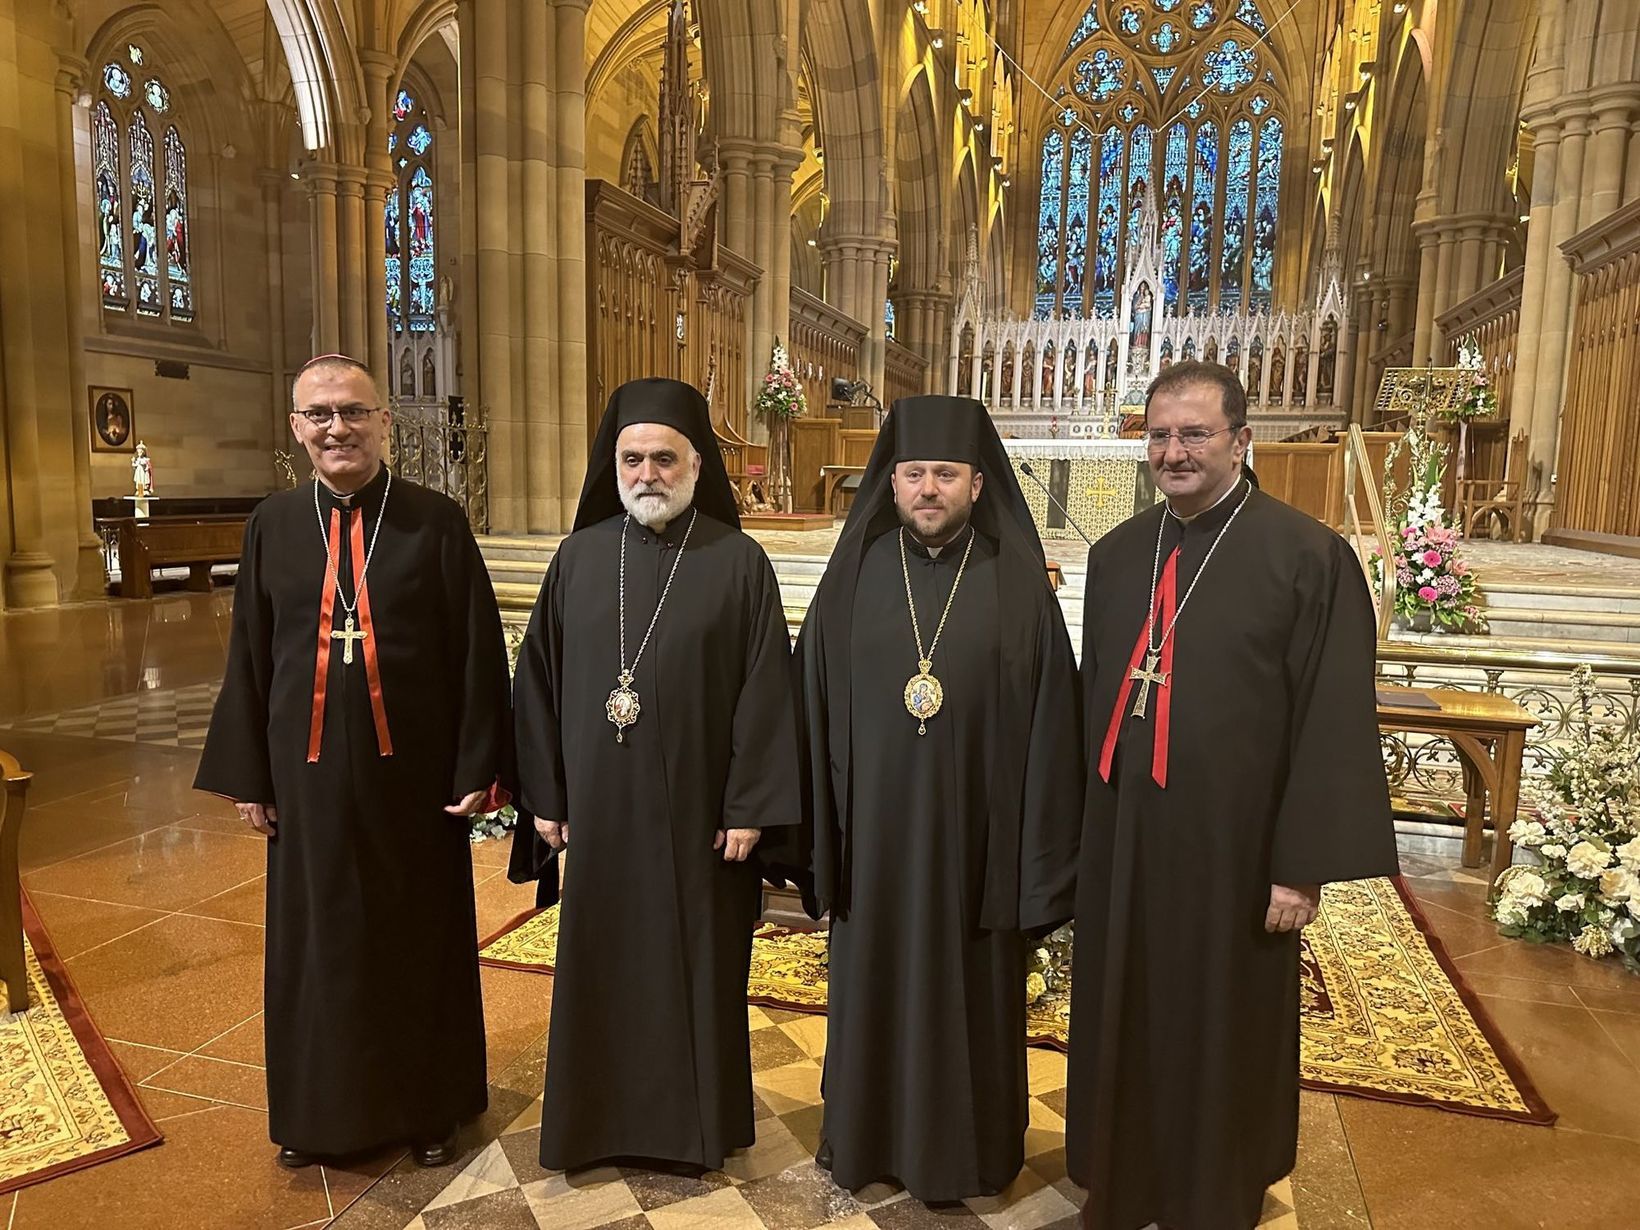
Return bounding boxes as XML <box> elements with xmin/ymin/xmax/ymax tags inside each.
<box><xmin>1160</xmin><ymin>123</ymin><xmax>1188</xmax><ymax>311</ymax></box>
<box><xmin>1063</xmin><ymin>127</ymin><xmax>1094</xmax><ymax>317</ymax></box>
<box><xmin>386</xmin><ymin>187</ymin><xmax>403</xmax><ymax>332</ymax></box>
<box><xmin>1237</xmin><ymin>0</ymin><xmax>1268</xmax><ymax>34</ymax></box>
<box><xmin>1120</xmin><ymin>102</ymin><xmax>1139</xmax><ymax>123</ymax></box>
<box><xmin>1250</xmin><ymin>93</ymin><xmax>1270</xmax><ymax>115</ymax></box>
<box><xmin>1250</xmin><ymin>116</ymin><xmax>1282</xmax><ymax>308</ymax></box>
<box><xmin>1155</xmin><ymin>0</ymin><xmax>1181</xmax><ymax>10</ymax></box>
<box><xmin>1153</xmin><ymin>66</ymin><xmax>1177</xmax><ymax>93</ymax></box>
<box><xmin>1062</xmin><ymin>107</ymin><xmax>1077</xmax><ymax>127</ymax></box>
<box><xmin>1075</xmin><ymin>49</ymin><xmax>1126</xmax><ymax>102</ymax></box>
<box><xmin>1190</xmin><ymin>1</ymin><xmax>1217</xmax><ymax>29</ymax></box>
<box><xmin>162</xmin><ymin>127</ymin><xmax>192</xmax><ymax>321</ymax></box>
<box><xmin>1127</xmin><ymin>124</ymin><xmax>1152</xmax><ymax>254</ymax></box>
<box><xmin>1220</xmin><ymin>118</ymin><xmax>1252</xmax><ymax>311</ymax></box>
<box><xmin>1118</xmin><ymin>6</ymin><xmax>1142</xmax><ymax>36</ymax></box>
<box><xmin>94</xmin><ymin>102</ymin><xmax>127</xmax><ymax>307</ymax></box>
<box><xmin>407</xmin><ymin>125</ymin><xmax>433</xmax><ymax>156</ymax></box>
<box><xmin>1094</xmin><ymin>126</ymin><xmax>1123</xmax><ymax>313</ymax></box>
<box><xmin>885</xmin><ymin>298</ymin><xmax>896</xmax><ymax>341</ymax></box>
<box><xmin>1187</xmin><ymin>99</ymin><xmax>1204</xmax><ymax>118</ymax></box>
<box><xmin>1188</xmin><ymin>122</ymin><xmax>1217</xmax><ymax>311</ymax></box>
<box><xmin>104</xmin><ymin>63</ymin><xmax>131</xmax><ymax>98</ymax></box>
<box><xmin>1203</xmin><ymin>38</ymin><xmax>1256</xmax><ymax>93</ymax></box>
<box><xmin>407</xmin><ymin>166</ymin><xmax>436</xmax><ymax>328</ymax></box>
<box><xmin>129</xmin><ymin>111</ymin><xmax>160</xmax><ymax>316</ymax></box>
<box><xmin>394</xmin><ymin>90</ymin><xmax>414</xmax><ymax>121</ymax></box>
<box><xmin>1065</xmin><ymin>2</ymin><xmax>1101</xmax><ymax>54</ymax></box>
<box><xmin>388</xmin><ymin>132</ymin><xmax>397</xmax><ymax>152</ymax></box>
<box><xmin>1036</xmin><ymin>128</ymin><xmax>1065</xmax><ymax>320</ymax></box>
<box><xmin>1152</xmin><ymin>23</ymin><xmax>1181</xmax><ymax>53</ymax></box>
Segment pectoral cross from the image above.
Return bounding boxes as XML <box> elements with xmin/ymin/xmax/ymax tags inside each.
<box><xmin>331</xmin><ymin>614</ymin><xmax>368</xmax><ymax>666</ymax></box>
<box><xmin>1129</xmin><ymin>651</ymin><xmax>1168</xmax><ymax>719</ymax></box>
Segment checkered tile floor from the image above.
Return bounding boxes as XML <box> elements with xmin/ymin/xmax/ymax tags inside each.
<box><xmin>403</xmin><ymin>1006</ymin><xmax>1298</xmax><ymax>1230</ymax></box>
<box><xmin>0</xmin><ymin>683</ymin><xmax>221</xmax><ymax>749</ymax></box>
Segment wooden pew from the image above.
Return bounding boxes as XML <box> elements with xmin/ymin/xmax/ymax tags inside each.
<box><xmin>106</xmin><ymin>516</ymin><xmax>247</xmax><ymax>599</ymax></box>
<box><xmin>1</xmin><ymin>746</ymin><xmax>32</xmax><ymax>1013</ymax></box>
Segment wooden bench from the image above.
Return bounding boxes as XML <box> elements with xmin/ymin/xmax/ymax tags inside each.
<box><xmin>1</xmin><ymin>746</ymin><xmax>32</xmax><ymax>1013</ymax></box>
<box><xmin>1376</xmin><ymin>685</ymin><xmax>1537</xmax><ymax>887</ymax></box>
<box><xmin>104</xmin><ymin>515</ymin><xmax>247</xmax><ymax>599</ymax></box>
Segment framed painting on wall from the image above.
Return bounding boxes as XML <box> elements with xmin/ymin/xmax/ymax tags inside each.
<box><xmin>90</xmin><ymin>386</ymin><xmax>136</xmax><ymax>453</ymax></box>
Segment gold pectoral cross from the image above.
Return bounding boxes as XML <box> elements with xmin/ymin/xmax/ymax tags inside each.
<box><xmin>331</xmin><ymin>614</ymin><xmax>368</xmax><ymax>666</ymax></box>
<box><xmin>1129</xmin><ymin>651</ymin><xmax>1168</xmax><ymax>719</ymax></box>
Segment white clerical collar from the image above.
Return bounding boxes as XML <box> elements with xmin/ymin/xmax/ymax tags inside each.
<box><xmin>1167</xmin><ymin>474</ymin><xmax>1245</xmax><ymax>526</ymax></box>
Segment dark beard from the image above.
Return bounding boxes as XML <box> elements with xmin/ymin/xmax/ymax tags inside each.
<box><xmin>896</xmin><ymin>501</ymin><xmax>972</xmax><ymax>547</ymax></box>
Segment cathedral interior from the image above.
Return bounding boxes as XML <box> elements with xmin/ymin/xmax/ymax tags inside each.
<box><xmin>5</xmin><ymin>1</ymin><xmax>1640</xmax><ymax>1227</ymax></box>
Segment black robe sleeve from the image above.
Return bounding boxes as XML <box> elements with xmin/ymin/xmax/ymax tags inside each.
<box><xmin>442</xmin><ymin>508</ymin><xmax>513</xmax><ymax>801</ymax></box>
<box><xmin>1017</xmin><ymin>592</ymin><xmax>1085</xmax><ymax>935</ymax></box>
<box><xmin>1268</xmin><ymin>534</ymin><xmax>1400</xmax><ymax>886</ymax></box>
<box><xmin>507</xmin><ymin>553</ymin><xmax>566</xmax><ymax>897</ymax></box>
<box><xmin>193</xmin><ymin>510</ymin><xmax>276</xmax><ymax>804</ymax></box>
<box><xmin>722</xmin><ymin>555</ymin><xmax>802</xmax><ymax>834</ymax></box>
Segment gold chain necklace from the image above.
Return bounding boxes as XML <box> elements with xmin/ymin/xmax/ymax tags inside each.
<box><xmin>606</xmin><ymin>510</ymin><xmax>698</xmax><ymax>743</ymax></box>
<box><xmin>898</xmin><ymin>526</ymin><xmax>976</xmax><ymax>736</ymax></box>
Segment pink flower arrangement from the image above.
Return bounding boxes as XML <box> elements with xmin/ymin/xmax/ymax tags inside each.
<box><xmin>1373</xmin><ymin>518</ymin><xmax>1488</xmax><ymax>633</ymax></box>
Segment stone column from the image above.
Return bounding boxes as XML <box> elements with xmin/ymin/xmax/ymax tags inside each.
<box><xmin>55</xmin><ymin>56</ymin><xmax>104</xmax><ymax>597</ymax></box>
<box><xmin>1350</xmin><ymin>280</ymin><xmax>1376</xmax><ymax>418</ymax></box>
<box><xmin>895</xmin><ymin>288</ymin><xmax>950</xmax><ymax>392</ymax></box>
<box><xmin>551</xmin><ymin>0</ymin><xmax>590</xmax><ymax>528</ymax></box>
<box><xmin>1584</xmin><ymin>90</ymin><xmax>1635</xmax><ymax>224</ymax></box>
<box><xmin>1528</xmin><ymin>108</ymin><xmax>1590</xmax><ymax>479</ymax></box>
<box><xmin>1509</xmin><ymin>108</ymin><xmax>1561</xmax><ymax>444</ymax></box>
<box><xmin>1410</xmin><ymin>224</ymin><xmax>1439</xmax><ymax>365</ymax></box>
<box><xmin>336</xmin><ymin>166</ymin><xmax>369</xmax><ymax>360</ymax></box>
<box><xmin>1335</xmin><ymin>296</ymin><xmax>1357</xmax><ymax>421</ymax></box>
<box><xmin>359</xmin><ymin>53</ymin><xmax>395</xmax><ymax>386</ymax></box>
<box><xmin>260</xmin><ymin>170</ymin><xmax>291</xmax><ymax>452</ymax></box>
<box><xmin>1454</xmin><ymin>221</ymin><xmax>1485</xmax><ymax>308</ymax></box>
<box><xmin>1429</xmin><ymin>224</ymin><xmax>1458</xmax><ymax>357</ymax></box>
<box><xmin>306</xmin><ymin>165</ymin><xmax>341</xmax><ymax>351</ymax></box>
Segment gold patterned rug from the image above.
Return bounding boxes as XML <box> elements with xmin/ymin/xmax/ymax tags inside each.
<box><xmin>0</xmin><ymin>893</ymin><xmax>163</xmax><ymax>1194</ymax></box>
<box><xmin>481</xmin><ymin>876</ymin><xmax>1553</xmax><ymax>1125</ymax></box>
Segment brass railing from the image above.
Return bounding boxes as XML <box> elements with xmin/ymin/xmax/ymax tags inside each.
<box><xmin>391</xmin><ymin>397</ymin><xmax>490</xmax><ymax>534</ymax></box>
<box><xmin>1375</xmin><ymin>642</ymin><xmax>1640</xmax><ymax>805</ymax></box>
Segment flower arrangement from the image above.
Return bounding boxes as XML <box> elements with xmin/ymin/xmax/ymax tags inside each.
<box><xmin>1442</xmin><ymin>344</ymin><xmax>1499</xmax><ymax>424</ymax></box>
<box><xmin>1492</xmin><ymin>665</ymin><xmax>1640</xmax><ymax>970</ymax></box>
<box><xmin>1371</xmin><ymin>446</ymin><xmax>1488</xmax><ymax>633</ymax></box>
<box><xmin>753</xmin><ymin>341</ymin><xmax>808</xmax><ymax>423</ymax></box>
<box><xmin>1027</xmin><ymin>925</ymin><xmax>1074</xmax><ymax>1005</ymax></box>
<box><xmin>471</xmin><ymin>624</ymin><xmax>527</xmax><ymax>844</ymax></box>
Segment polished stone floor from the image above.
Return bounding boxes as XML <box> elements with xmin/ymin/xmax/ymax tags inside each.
<box><xmin>5</xmin><ymin>592</ymin><xmax>1640</xmax><ymax>1228</ymax></box>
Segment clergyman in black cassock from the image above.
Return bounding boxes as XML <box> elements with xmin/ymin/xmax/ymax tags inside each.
<box><xmin>789</xmin><ymin>396</ymin><xmax>1084</xmax><ymax>1202</ymax></box>
<box><xmin>194</xmin><ymin>355</ymin><xmax>510</xmax><ymax>1165</ymax></box>
<box><xmin>508</xmin><ymin>378</ymin><xmax>802</xmax><ymax>1172</ymax></box>
<box><xmin>1065</xmin><ymin>363</ymin><xmax>1399</xmax><ymax>1230</ymax></box>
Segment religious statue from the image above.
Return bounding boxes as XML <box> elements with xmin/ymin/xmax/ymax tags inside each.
<box><xmin>131</xmin><ymin>441</ymin><xmax>154</xmax><ymax>496</ymax></box>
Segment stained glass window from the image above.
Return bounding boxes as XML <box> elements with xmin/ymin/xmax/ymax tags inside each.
<box><xmin>163</xmin><ymin>128</ymin><xmax>192</xmax><ymax>321</ymax></box>
<box><xmin>1160</xmin><ymin>124</ymin><xmax>1188</xmax><ymax>311</ymax></box>
<box><xmin>1066</xmin><ymin>2</ymin><xmax>1101</xmax><ymax>55</ymax></box>
<box><xmin>1203</xmin><ymin>38</ymin><xmax>1256</xmax><ymax>93</ymax></box>
<box><xmin>94</xmin><ymin>103</ymin><xmax>127</xmax><ymax>307</ymax></box>
<box><xmin>1188</xmin><ymin>122</ymin><xmax>1217</xmax><ymax>312</ymax></box>
<box><xmin>129</xmin><ymin>111</ymin><xmax>160</xmax><ymax>316</ymax></box>
<box><xmin>95</xmin><ymin>51</ymin><xmax>193</xmax><ymax>324</ymax></box>
<box><xmin>1220</xmin><ymin>118</ymin><xmax>1252</xmax><ymax>311</ymax></box>
<box><xmin>1094</xmin><ymin>126</ymin><xmax>1123</xmax><ymax>313</ymax></box>
<box><xmin>388</xmin><ymin>88</ymin><xmax>439</xmax><ymax>334</ymax></box>
<box><xmin>885</xmin><ymin>298</ymin><xmax>896</xmax><ymax>341</ymax></box>
<box><xmin>1033</xmin><ymin>1</ymin><xmax>1284</xmax><ymax>319</ymax></box>
<box><xmin>1062</xmin><ymin>128</ymin><xmax>1094</xmax><ymax>317</ymax></box>
<box><xmin>1250</xmin><ymin>116</ymin><xmax>1282</xmax><ymax>308</ymax></box>
<box><xmin>1035</xmin><ymin>128</ymin><xmax>1065</xmax><ymax>320</ymax></box>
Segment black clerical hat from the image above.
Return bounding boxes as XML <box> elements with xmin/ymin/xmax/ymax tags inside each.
<box><xmin>892</xmin><ymin>395</ymin><xmax>983</xmax><ymax>466</ymax></box>
<box><xmin>575</xmin><ymin>378</ymin><xmax>741</xmax><ymax>531</ymax></box>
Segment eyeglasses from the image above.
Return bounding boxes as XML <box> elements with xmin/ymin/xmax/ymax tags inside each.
<box><xmin>1145</xmin><ymin>427</ymin><xmax>1234</xmax><ymax>452</ymax></box>
<box><xmin>297</xmin><ymin>407</ymin><xmax>380</xmax><ymax>427</ymax></box>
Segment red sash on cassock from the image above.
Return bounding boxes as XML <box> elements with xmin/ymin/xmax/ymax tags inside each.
<box><xmin>1097</xmin><ymin>546</ymin><xmax>1178</xmax><ymax>788</ymax></box>
<box><xmin>307</xmin><ymin>506</ymin><xmax>394</xmax><ymax>762</ymax></box>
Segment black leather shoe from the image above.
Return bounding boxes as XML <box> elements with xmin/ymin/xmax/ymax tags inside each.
<box><xmin>276</xmin><ymin>1146</ymin><xmax>315</xmax><ymax>1169</ymax></box>
<box><xmin>412</xmin><ymin>1131</ymin><xmax>458</xmax><ymax>1167</ymax></box>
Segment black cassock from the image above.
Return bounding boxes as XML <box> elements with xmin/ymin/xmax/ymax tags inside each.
<box><xmin>1065</xmin><ymin>487</ymin><xmax>1399</xmax><ymax>1230</ymax></box>
<box><xmin>508</xmin><ymin>509</ymin><xmax>801</xmax><ymax>1171</ymax></box>
<box><xmin>800</xmin><ymin>527</ymin><xmax>1083</xmax><ymax>1202</ymax></box>
<box><xmin>195</xmin><ymin>468</ymin><xmax>509</xmax><ymax>1155</ymax></box>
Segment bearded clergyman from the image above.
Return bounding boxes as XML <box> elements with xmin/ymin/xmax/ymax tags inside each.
<box><xmin>508</xmin><ymin>377</ymin><xmax>803</xmax><ymax>1173</ymax></box>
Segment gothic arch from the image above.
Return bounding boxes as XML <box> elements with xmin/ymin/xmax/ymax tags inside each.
<box><xmin>694</xmin><ymin>0</ymin><xmax>793</xmax><ymax>146</ymax></box>
<box><xmin>1369</xmin><ymin>38</ymin><xmax>1427</xmax><ymax>282</ymax></box>
<box><xmin>392</xmin><ymin>0</ymin><xmax>459</xmax><ymax>99</ymax></box>
<box><xmin>1435</xmin><ymin>0</ymin><xmax>1536</xmax><ymax>218</ymax></box>
<box><xmin>894</xmin><ymin>66</ymin><xmax>944</xmax><ymax>294</ymax></box>
<box><xmin>803</xmin><ymin>0</ymin><xmax>887</xmax><ymax>242</ymax></box>
<box><xmin>266</xmin><ymin>0</ymin><xmax>367</xmax><ymax>156</ymax></box>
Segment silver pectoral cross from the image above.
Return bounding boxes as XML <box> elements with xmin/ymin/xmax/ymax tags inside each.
<box><xmin>1129</xmin><ymin>651</ymin><xmax>1169</xmax><ymax>719</ymax></box>
<box><xmin>331</xmin><ymin>614</ymin><xmax>368</xmax><ymax>666</ymax></box>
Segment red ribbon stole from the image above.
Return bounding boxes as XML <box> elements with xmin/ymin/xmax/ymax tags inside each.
<box><xmin>1098</xmin><ymin>547</ymin><xmax>1179</xmax><ymax>789</ymax></box>
<box><xmin>306</xmin><ymin>507</ymin><xmax>395</xmax><ymax>763</ymax></box>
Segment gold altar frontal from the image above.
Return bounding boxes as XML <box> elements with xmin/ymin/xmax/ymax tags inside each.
<box><xmin>1002</xmin><ymin>439</ymin><xmax>1158</xmax><ymax>542</ymax></box>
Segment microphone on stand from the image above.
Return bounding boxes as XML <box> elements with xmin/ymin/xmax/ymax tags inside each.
<box><xmin>1018</xmin><ymin>461</ymin><xmax>1096</xmax><ymax>548</ymax></box>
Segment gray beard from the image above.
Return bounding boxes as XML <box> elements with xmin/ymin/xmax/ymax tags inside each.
<box><xmin>619</xmin><ymin>470</ymin><xmax>698</xmax><ymax>529</ymax></box>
